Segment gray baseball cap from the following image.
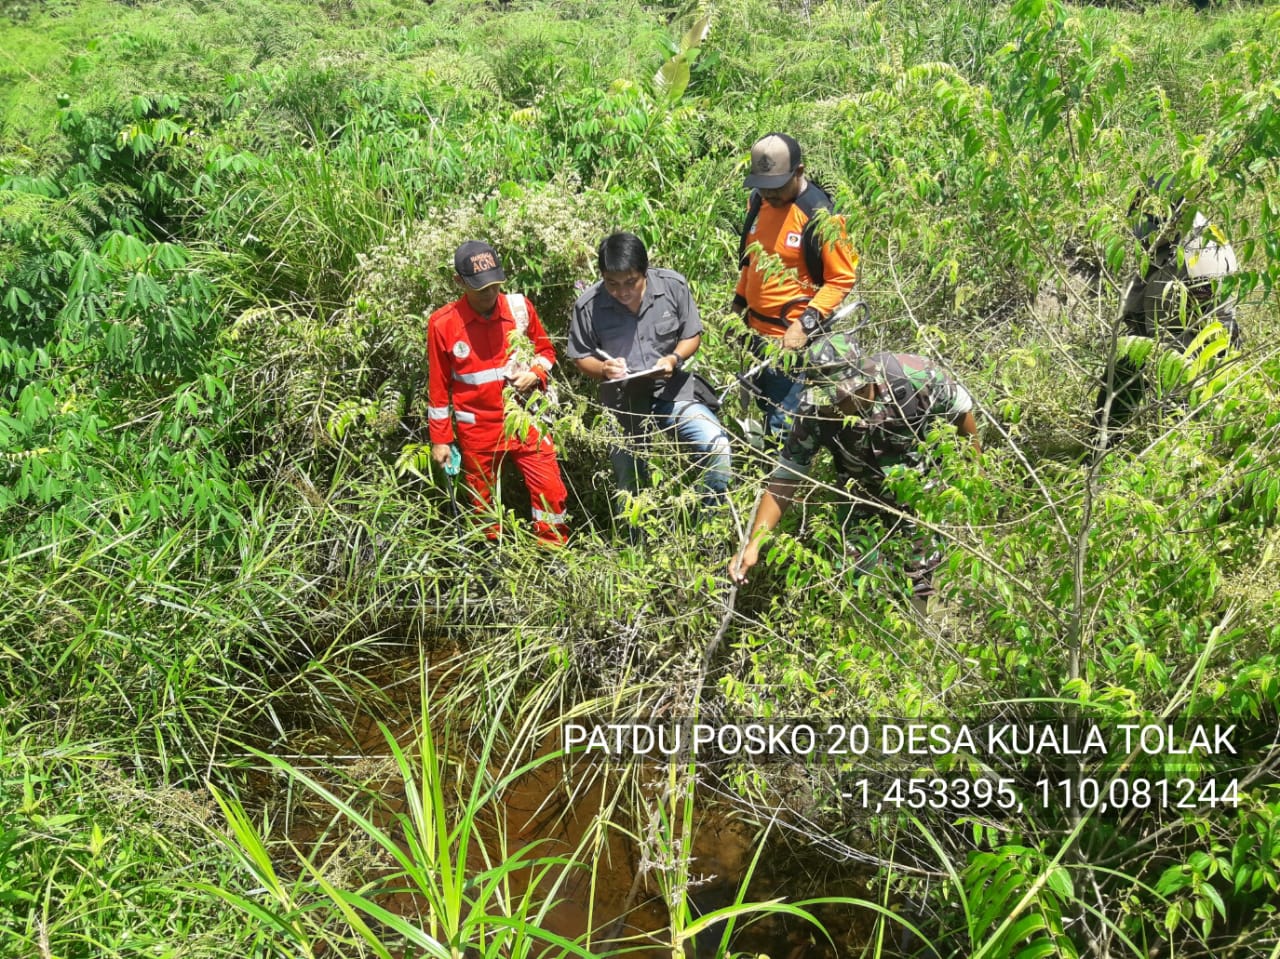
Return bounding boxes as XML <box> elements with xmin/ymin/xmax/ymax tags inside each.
<box><xmin>744</xmin><ymin>133</ymin><xmax>802</xmax><ymax>189</ymax></box>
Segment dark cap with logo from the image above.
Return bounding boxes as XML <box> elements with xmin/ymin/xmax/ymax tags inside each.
<box><xmin>744</xmin><ymin>133</ymin><xmax>803</xmax><ymax>189</ymax></box>
<box><xmin>454</xmin><ymin>240</ymin><xmax>507</xmax><ymax>289</ymax></box>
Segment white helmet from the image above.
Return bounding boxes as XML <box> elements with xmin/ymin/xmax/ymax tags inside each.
<box><xmin>1142</xmin><ymin>213</ymin><xmax>1239</xmax><ymax>347</ymax></box>
<box><xmin>1180</xmin><ymin>213</ymin><xmax>1239</xmax><ymax>280</ymax></box>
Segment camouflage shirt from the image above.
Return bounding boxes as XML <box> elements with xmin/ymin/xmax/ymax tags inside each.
<box><xmin>773</xmin><ymin>352</ymin><xmax>972</xmax><ymax>488</ymax></box>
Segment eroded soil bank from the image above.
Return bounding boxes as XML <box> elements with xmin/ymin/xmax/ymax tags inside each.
<box><xmin>273</xmin><ymin>652</ymin><xmax>876</xmax><ymax>958</ymax></box>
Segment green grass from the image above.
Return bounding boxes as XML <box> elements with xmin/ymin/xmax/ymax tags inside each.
<box><xmin>2</xmin><ymin>0</ymin><xmax>1280</xmax><ymax>955</ymax></box>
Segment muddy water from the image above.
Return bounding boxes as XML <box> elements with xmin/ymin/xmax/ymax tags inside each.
<box><xmin>282</xmin><ymin>656</ymin><xmax>871</xmax><ymax>958</ymax></box>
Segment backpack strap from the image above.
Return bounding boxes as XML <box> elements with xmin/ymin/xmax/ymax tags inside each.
<box><xmin>795</xmin><ymin>180</ymin><xmax>835</xmax><ymax>289</ymax></box>
<box><xmin>737</xmin><ymin>190</ymin><xmax>764</xmax><ymax>271</ymax></box>
<box><xmin>505</xmin><ymin>293</ymin><xmax>529</xmax><ymax>334</ymax></box>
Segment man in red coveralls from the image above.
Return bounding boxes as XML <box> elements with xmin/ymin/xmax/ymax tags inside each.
<box><xmin>427</xmin><ymin>240</ymin><xmax>570</xmax><ymax>544</ymax></box>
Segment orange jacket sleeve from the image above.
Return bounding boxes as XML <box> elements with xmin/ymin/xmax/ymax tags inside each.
<box><xmin>808</xmin><ymin>214</ymin><xmax>859</xmax><ymax>318</ymax></box>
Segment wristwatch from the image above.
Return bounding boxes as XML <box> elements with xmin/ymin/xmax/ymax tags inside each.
<box><xmin>669</xmin><ymin>353</ymin><xmax>685</xmax><ymax>371</ymax></box>
<box><xmin>798</xmin><ymin>306</ymin><xmax>824</xmax><ymax>333</ymax></box>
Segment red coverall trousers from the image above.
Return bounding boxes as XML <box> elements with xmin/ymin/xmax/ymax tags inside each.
<box><xmin>461</xmin><ymin>436</ymin><xmax>569</xmax><ymax>545</ymax></box>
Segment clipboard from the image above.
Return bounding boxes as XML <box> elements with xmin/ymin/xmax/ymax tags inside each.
<box><xmin>608</xmin><ymin>366</ymin><xmax>664</xmax><ymax>384</ymax></box>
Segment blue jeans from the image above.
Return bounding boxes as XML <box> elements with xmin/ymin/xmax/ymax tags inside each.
<box><xmin>753</xmin><ymin>363</ymin><xmax>806</xmax><ymax>435</ymax></box>
<box><xmin>746</xmin><ymin>335</ymin><xmax>805</xmax><ymax>435</ymax></box>
<box><xmin>610</xmin><ymin>400</ymin><xmax>731</xmax><ymax>507</ymax></box>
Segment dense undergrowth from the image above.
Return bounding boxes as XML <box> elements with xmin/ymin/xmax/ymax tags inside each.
<box><xmin>3</xmin><ymin>0</ymin><xmax>1280</xmax><ymax>956</ymax></box>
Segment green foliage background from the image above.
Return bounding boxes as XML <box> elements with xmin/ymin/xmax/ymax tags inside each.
<box><xmin>2</xmin><ymin>0</ymin><xmax>1280</xmax><ymax>956</ymax></box>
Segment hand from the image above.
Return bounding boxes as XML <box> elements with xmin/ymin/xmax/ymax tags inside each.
<box><xmin>654</xmin><ymin>354</ymin><xmax>679</xmax><ymax>379</ymax></box>
<box><xmin>782</xmin><ymin>322</ymin><xmax>809</xmax><ymax>351</ymax></box>
<box><xmin>728</xmin><ymin>542</ymin><xmax>760</xmax><ymax>585</ymax></box>
<box><xmin>431</xmin><ymin>442</ymin><xmax>454</xmax><ymax>468</ymax></box>
<box><xmin>509</xmin><ymin>370</ymin><xmax>540</xmax><ymax>392</ymax></box>
<box><xmin>601</xmin><ymin>357</ymin><xmax>629</xmax><ymax>380</ymax></box>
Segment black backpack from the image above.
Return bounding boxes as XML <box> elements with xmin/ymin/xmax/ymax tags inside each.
<box><xmin>737</xmin><ymin>180</ymin><xmax>836</xmax><ymax>288</ymax></box>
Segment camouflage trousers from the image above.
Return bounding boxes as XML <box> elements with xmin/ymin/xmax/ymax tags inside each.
<box><xmin>834</xmin><ymin>482</ymin><xmax>942</xmax><ymax>600</ymax></box>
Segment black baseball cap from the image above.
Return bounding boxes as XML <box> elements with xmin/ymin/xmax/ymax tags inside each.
<box><xmin>744</xmin><ymin>133</ymin><xmax>802</xmax><ymax>189</ymax></box>
<box><xmin>453</xmin><ymin>240</ymin><xmax>506</xmax><ymax>289</ymax></box>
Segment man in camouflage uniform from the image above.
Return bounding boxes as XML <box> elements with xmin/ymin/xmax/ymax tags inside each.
<box><xmin>729</xmin><ymin>333</ymin><xmax>980</xmax><ymax>599</ymax></box>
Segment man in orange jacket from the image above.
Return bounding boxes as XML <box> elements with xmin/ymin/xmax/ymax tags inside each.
<box><xmin>427</xmin><ymin>241</ymin><xmax>569</xmax><ymax>544</ymax></box>
<box><xmin>734</xmin><ymin>133</ymin><xmax>860</xmax><ymax>435</ymax></box>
